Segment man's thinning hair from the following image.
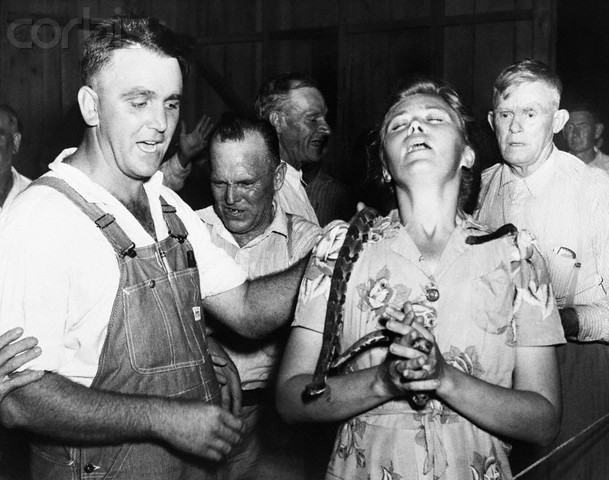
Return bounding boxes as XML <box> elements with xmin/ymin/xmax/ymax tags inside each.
<box><xmin>493</xmin><ymin>59</ymin><xmax>562</xmax><ymax>108</ymax></box>
<box><xmin>254</xmin><ymin>72</ymin><xmax>319</xmax><ymax>121</ymax></box>
<box><xmin>0</xmin><ymin>104</ymin><xmax>21</xmax><ymax>135</ymax></box>
<box><xmin>211</xmin><ymin>112</ymin><xmax>281</xmax><ymax>169</ymax></box>
<box><xmin>82</xmin><ymin>15</ymin><xmax>189</xmax><ymax>87</ymax></box>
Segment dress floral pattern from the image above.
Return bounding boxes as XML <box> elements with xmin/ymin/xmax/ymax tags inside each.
<box><xmin>293</xmin><ymin>211</ymin><xmax>565</xmax><ymax>480</ymax></box>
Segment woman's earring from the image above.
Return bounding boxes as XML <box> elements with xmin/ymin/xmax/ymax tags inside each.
<box><xmin>382</xmin><ymin>170</ymin><xmax>392</xmax><ymax>184</ymax></box>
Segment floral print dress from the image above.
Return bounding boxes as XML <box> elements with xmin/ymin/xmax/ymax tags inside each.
<box><xmin>292</xmin><ymin>211</ymin><xmax>565</xmax><ymax>480</ymax></box>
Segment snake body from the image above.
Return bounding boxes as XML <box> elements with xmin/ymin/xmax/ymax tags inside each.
<box><xmin>302</xmin><ymin>217</ymin><xmax>519</xmax><ymax>406</ymax></box>
<box><xmin>302</xmin><ymin>208</ymin><xmax>432</xmax><ymax>408</ymax></box>
<box><xmin>302</xmin><ymin>207</ymin><xmax>379</xmax><ymax>401</ymax></box>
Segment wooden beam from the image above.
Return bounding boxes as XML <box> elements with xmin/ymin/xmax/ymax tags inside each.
<box><xmin>189</xmin><ymin>48</ymin><xmax>255</xmax><ymax>117</ymax></box>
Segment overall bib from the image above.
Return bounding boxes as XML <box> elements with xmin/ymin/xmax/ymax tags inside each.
<box><xmin>28</xmin><ymin>177</ymin><xmax>222</xmax><ymax>480</ymax></box>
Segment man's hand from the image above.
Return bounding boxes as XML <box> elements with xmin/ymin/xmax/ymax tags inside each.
<box><xmin>178</xmin><ymin>115</ymin><xmax>214</xmax><ymax>167</ymax></box>
<box><xmin>0</xmin><ymin>328</ymin><xmax>44</xmax><ymax>403</ymax></box>
<box><xmin>154</xmin><ymin>400</ymin><xmax>245</xmax><ymax>462</ymax></box>
<box><xmin>207</xmin><ymin>337</ymin><xmax>242</xmax><ymax>417</ymax></box>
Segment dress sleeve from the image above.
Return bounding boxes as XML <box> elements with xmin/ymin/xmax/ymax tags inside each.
<box><xmin>292</xmin><ymin>220</ymin><xmax>348</xmax><ymax>332</ymax></box>
<box><xmin>510</xmin><ymin>230</ymin><xmax>566</xmax><ymax>346</ymax></box>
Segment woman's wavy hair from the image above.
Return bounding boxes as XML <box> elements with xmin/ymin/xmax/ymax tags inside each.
<box><xmin>369</xmin><ymin>77</ymin><xmax>480</xmax><ymax>213</ymax></box>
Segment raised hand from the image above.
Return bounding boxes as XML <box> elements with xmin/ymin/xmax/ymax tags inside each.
<box><xmin>0</xmin><ymin>328</ymin><xmax>44</xmax><ymax>402</ymax></box>
<box><xmin>179</xmin><ymin>115</ymin><xmax>215</xmax><ymax>164</ymax></box>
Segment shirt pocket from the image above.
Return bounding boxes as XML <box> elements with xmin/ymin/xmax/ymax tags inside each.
<box><xmin>544</xmin><ymin>249</ymin><xmax>580</xmax><ymax>305</ymax></box>
<box><xmin>471</xmin><ymin>267</ymin><xmax>514</xmax><ymax>335</ymax></box>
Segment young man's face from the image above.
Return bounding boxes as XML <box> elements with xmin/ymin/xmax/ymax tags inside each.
<box><xmin>92</xmin><ymin>48</ymin><xmax>182</xmax><ymax>181</ymax></box>
<box><xmin>563</xmin><ymin>110</ymin><xmax>601</xmax><ymax>155</ymax></box>
<box><xmin>490</xmin><ymin>81</ymin><xmax>563</xmax><ymax>173</ymax></box>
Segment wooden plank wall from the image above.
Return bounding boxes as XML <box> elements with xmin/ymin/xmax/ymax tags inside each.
<box><xmin>0</xmin><ymin>0</ymin><xmax>555</xmax><ymax>187</ymax></box>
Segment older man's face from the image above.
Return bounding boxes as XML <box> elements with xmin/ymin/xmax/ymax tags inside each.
<box><xmin>0</xmin><ymin>112</ymin><xmax>18</xmax><ymax>171</ymax></box>
<box><xmin>490</xmin><ymin>81</ymin><xmax>562</xmax><ymax>174</ymax></box>
<box><xmin>278</xmin><ymin>87</ymin><xmax>331</xmax><ymax>168</ymax></box>
<box><xmin>210</xmin><ymin>131</ymin><xmax>284</xmax><ymax>247</ymax></box>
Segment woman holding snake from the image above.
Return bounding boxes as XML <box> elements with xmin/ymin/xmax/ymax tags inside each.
<box><xmin>276</xmin><ymin>78</ymin><xmax>565</xmax><ymax>480</ymax></box>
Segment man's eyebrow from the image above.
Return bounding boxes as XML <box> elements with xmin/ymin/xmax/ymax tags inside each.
<box><xmin>166</xmin><ymin>93</ymin><xmax>182</xmax><ymax>102</ymax></box>
<box><xmin>120</xmin><ymin>88</ymin><xmax>155</xmax><ymax>99</ymax></box>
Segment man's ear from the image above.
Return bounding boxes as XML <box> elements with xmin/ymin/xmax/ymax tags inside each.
<box><xmin>269</xmin><ymin>111</ymin><xmax>284</xmax><ymax>134</ymax></box>
<box><xmin>487</xmin><ymin>111</ymin><xmax>495</xmax><ymax>131</ymax></box>
<box><xmin>595</xmin><ymin>123</ymin><xmax>605</xmax><ymax>140</ymax></box>
<box><xmin>11</xmin><ymin>131</ymin><xmax>22</xmax><ymax>155</ymax></box>
<box><xmin>552</xmin><ymin>109</ymin><xmax>569</xmax><ymax>134</ymax></box>
<box><xmin>460</xmin><ymin>145</ymin><xmax>475</xmax><ymax>170</ymax></box>
<box><xmin>78</xmin><ymin>86</ymin><xmax>100</xmax><ymax>127</ymax></box>
<box><xmin>273</xmin><ymin>161</ymin><xmax>287</xmax><ymax>192</ymax></box>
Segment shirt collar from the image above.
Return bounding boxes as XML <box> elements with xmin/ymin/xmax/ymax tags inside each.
<box><xmin>199</xmin><ymin>201</ymin><xmax>288</xmax><ymax>248</ymax></box>
<box><xmin>498</xmin><ymin>144</ymin><xmax>558</xmax><ymax>197</ymax></box>
<box><xmin>48</xmin><ymin>147</ymin><xmax>165</xmax><ymax>206</ymax></box>
<box><xmin>281</xmin><ymin>160</ymin><xmax>307</xmax><ymax>187</ymax></box>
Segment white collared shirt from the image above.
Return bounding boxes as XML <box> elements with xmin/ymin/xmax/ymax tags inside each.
<box><xmin>198</xmin><ymin>204</ymin><xmax>320</xmax><ymax>388</ymax></box>
<box><xmin>476</xmin><ymin>145</ymin><xmax>609</xmax><ymax>342</ymax></box>
<box><xmin>0</xmin><ymin>148</ymin><xmax>246</xmax><ymax>386</ymax></box>
<box><xmin>275</xmin><ymin>161</ymin><xmax>319</xmax><ymax>225</ymax></box>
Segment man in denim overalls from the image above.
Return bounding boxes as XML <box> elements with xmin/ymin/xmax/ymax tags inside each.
<box><xmin>0</xmin><ymin>15</ymin><xmax>308</xmax><ymax>480</ymax></box>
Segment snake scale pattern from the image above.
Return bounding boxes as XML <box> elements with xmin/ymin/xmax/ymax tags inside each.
<box><xmin>302</xmin><ymin>207</ymin><xmax>431</xmax><ymax>408</ymax></box>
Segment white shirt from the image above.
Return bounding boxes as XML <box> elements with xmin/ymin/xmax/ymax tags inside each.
<box><xmin>0</xmin><ymin>166</ymin><xmax>31</xmax><ymax>216</ymax></box>
<box><xmin>0</xmin><ymin>148</ymin><xmax>247</xmax><ymax>386</ymax></box>
<box><xmin>476</xmin><ymin>146</ymin><xmax>609</xmax><ymax>342</ymax></box>
<box><xmin>275</xmin><ymin>161</ymin><xmax>319</xmax><ymax>225</ymax></box>
<box><xmin>198</xmin><ymin>204</ymin><xmax>320</xmax><ymax>388</ymax></box>
<box><xmin>589</xmin><ymin>147</ymin><xmax>609</xmax><ymax>172</ymax></box>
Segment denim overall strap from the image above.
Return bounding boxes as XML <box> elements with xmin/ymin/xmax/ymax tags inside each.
<box><xmin>30</xmin><ymin>177</ymin><xmax>136</xmax><ymax>258</ymax></box>
<box><xmin>28</xmin><ymin>178</ymin><xmax>222</xmax><ymax>480</ymax></box>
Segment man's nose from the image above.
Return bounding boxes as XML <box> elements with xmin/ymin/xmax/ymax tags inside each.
<box><xmin>509</xmin><ymin>115</ymin><xmax>523</xmax><ymax>134</ymax></box>
<box><xmin>318</xmin><ymin>118</ymin><xmax>331</xmax><ymax>135</ymax></box>
<box><xmin>148</xmin><ymin>104</ymin><xmax>168</xmax><ymax>132</ymax></box>
<box><xmin>225</xmin><ymin>184</ymin><xmax>237</xmax><ymax>205</ymax></box>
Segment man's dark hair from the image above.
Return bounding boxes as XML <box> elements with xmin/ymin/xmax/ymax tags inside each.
<box><xmin>566</xmin><ymin>101</ymin><xmax>603</xmax><ymax>124</ymax></box>
<box><xmin>211</xmin><ymin>112</ymin><xmax>280</xmax><ymax>169</ymax></box>
<box><xmin>0</xmin><ymin>104</ymin><xmax>21</xmax><ymax>135</ymax></box>
<box><xmin>254</xmin><ymin>72</ymin><xmax>319</xmax><ymax>121</ymax></box>
<box><xmin>82</xmin><ymin>15</ymin><xmax>189</xmax><ymax>87</ymax></box>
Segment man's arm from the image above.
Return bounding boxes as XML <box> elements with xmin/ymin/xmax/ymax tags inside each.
<box><xmin>571</xmin><ymin>189</ymin><xmax>609</xmax><ymax>342</ymax></box>
<box><xmin>0</xmin><ymin>372</ymin><xmax>244</xmax><ymax>462</ymax></box>
<box><xmin>0</xmin><ymin>328</ymin><xmax>44</xmax><ymax>404</ymax></box>
<box><xmin>203</xmin><ymin>254</ymin><xmax>309</xmax><ymax>339</ymax></box>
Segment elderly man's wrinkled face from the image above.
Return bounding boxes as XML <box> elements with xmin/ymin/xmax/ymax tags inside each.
<box><xmin>0</xmin><ymin>111</ymin><xmax>19</xmax><ymax>170</ymax></box>
<box><xmin>490</xmin><ymin>81</ymin><xmax>565</xmax><ymax>175</ymax></box>
<box><xmin>277</xmin><ymin>87</ymin><xmax>331</xmax><ymax>169</ymax></box>
<box><xmin>563</xmin><ymin>111</ymin><xmax>601</xmax><ymax>155</ymax></box>
<box><xmin>210</xmin><ymin>131</ymin><xmax>285</xmax><ymax>247</ymax></box>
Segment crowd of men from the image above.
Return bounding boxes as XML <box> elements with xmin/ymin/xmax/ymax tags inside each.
<box><xmin>1</xmin><ymin>13</ymin><xmax>609</xmax><ymax>480</ymax></box>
